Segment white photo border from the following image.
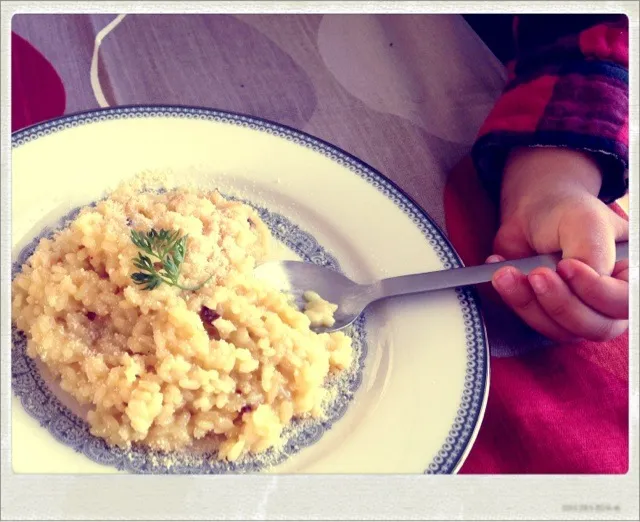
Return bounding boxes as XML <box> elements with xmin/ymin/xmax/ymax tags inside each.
<box><xmin>1</xmin><ymin>1</ymin><xmax>638</xmax><ymax>520</ymax></box>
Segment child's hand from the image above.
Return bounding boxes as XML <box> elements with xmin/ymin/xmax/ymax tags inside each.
<box><xmin>488</xmin><ymin>147</ymin><xmax>629</xmax><ymax>342</ymax></box>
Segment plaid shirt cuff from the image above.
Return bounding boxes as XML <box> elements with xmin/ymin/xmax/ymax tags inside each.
<box><xmin>472</xmin><ymin>16</ymin><xmax>629</xmax><ymax>204</ymax></box>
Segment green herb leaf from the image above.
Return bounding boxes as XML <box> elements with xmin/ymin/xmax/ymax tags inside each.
<box><xmin>130</xmin><ymin>227</ymin><xmax>211</xmax><ymax>292</ymax></box>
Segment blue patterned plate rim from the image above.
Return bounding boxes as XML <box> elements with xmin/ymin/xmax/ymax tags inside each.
<box><xmin>11</xmin><ymin>104</ymin><xmax>490</xmax><ymax>474</ymax></box>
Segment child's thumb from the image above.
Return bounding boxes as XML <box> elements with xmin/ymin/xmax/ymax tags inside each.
<box><xmin>559</xmin><ymin>210</ymin><xmax>628</xmax><ymax>276</ymax></box>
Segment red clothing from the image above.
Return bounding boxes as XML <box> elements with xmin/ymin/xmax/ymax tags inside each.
<box><xmin>473</xmin><ymin>15</ymin><xmax>629</xmax><ymax>203</ymax></box>
<box><xmin>457</xmin><ymin>15</ymin><xmax>630</xmax><ymax>476</ymax></box>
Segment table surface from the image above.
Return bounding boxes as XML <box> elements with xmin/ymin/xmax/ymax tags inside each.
<box><xmin>10</xmin><ymin>13</ymin><xmax>629</xmax><ymax>474</ymax></box>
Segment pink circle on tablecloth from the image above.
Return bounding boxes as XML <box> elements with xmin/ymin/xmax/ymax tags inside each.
<box><xmin>12</xmin><ymin>32</ymin><xmax>66</xmax><ymax>131</ymax></box>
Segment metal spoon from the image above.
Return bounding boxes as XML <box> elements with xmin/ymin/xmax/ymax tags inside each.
<box><xmin>254</xmin><ymin>241</ymin><xmax>629</xmax><ymax>333</ymax></box>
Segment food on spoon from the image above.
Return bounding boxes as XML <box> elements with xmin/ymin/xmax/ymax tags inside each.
<box><xmin>303</xmin><ymin>290</ymin><xmax>338</xmax><ymax>328</ymax></box>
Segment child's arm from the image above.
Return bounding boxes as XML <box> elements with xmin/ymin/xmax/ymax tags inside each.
<box><xmin>472</xmin><ymin>15</ymin><xmax>629</xmax><ymax>342</ymax></box>
<box><xmin>473</xmin><ymin>14</ymin><xmax>628</xmax><ymax>204</ymax></box>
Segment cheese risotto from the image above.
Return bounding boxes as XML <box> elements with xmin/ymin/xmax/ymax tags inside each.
<box><xmin>11</xmin><ymin>182</ymin><xmax>353</xmax><ymax>461</ymax></box>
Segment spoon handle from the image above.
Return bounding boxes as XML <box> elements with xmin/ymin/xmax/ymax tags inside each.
<box><xmin>375</xmin><ymin>241</ymin><xmax>629</xmax><ymax>300</ymax></box>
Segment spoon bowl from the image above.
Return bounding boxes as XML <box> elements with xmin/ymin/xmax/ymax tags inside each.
<box><xmin>253</xmin><ymin>260</ymin><xmax>370</xmax><ymax>332</ymax></box>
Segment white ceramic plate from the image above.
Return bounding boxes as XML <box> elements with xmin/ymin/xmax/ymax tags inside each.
<box><xmin>11</xmin><ymin>106</ymin><xmax>489</xmax><ymax>474</ymax></box>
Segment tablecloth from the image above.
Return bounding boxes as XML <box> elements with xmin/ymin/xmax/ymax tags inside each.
<box><xmin>10</xmin><ymin>13</ymin><xmax>629</xmax><ymax>474</ymax></box>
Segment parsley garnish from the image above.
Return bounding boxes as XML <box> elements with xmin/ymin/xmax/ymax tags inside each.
<box><xmin>130</xmin><ymin>228</ymin><xmax>212</xmax><ymax>291</ymax></box>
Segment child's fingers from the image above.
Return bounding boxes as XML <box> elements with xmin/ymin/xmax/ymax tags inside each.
<box><xmin>486</xmin><ymin>255</ymin><xmax>505</xmax><ymax>264</ymax></box>
<box><xmin>557</xmin><ymin>259</ymin><xmax>629</xmax><ymax>319</ymax></box>
<box><xmin>612</xmin><ymin>259</ymin><xmax>629</xmax><ymax>281</ymax></box>
<box><xmin>491</xmin><ymin>266</ymin><xmax>577</xmax><ymax>343</ymax></box>
<box><xmin>493</xmin><ymin>224</ymin><xmax>536</xmax><ymax>260</ymax></box>
<box><xmin>528</xmin><ymin>267</ymin><xmax>628</xmax><ymax>342</ymax></box>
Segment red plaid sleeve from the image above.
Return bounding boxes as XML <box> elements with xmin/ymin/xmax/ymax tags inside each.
<box><xmin>472</xmin><ymin>15</ymin><xmax>629</xmax><ymax>203</ymax></box>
